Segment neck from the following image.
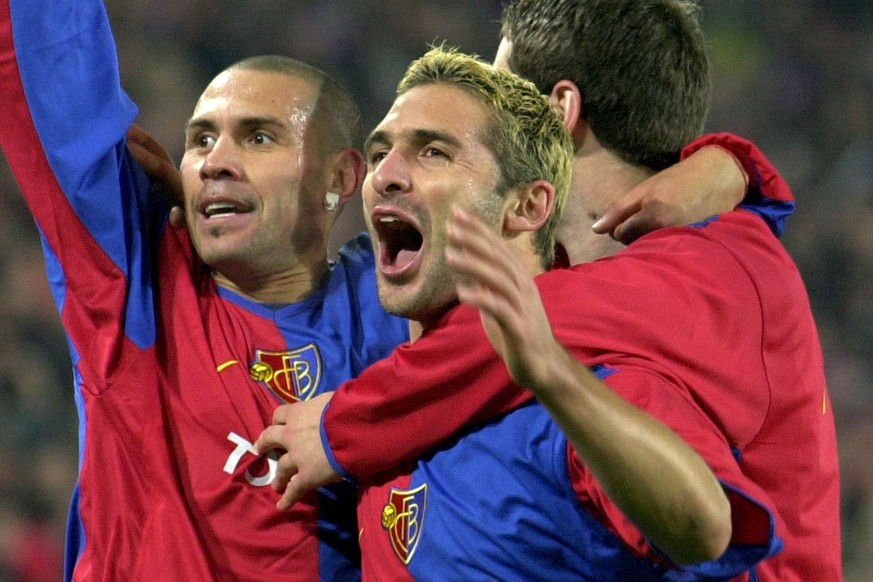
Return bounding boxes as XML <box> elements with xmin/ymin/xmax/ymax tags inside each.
<box><xmin>559</xmin><ymin>147</ymin><xmax>653</xmax><ymax>265</ymax></box>
<box><xmin>213</xmin><ymin>260</ymin><xmax>329</xmax><ymax>305</ymax></box>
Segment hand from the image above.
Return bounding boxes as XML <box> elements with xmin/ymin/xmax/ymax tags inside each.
<box><xmin>593</xmin><ymin>145</ymin><xmax>746</xmax><ymax>243</ymax></box>
<box><xmin>126</xmin><ymin>123</ymin><xmax>186</xmax><ymax>228</ymax></box>
<box><xmin>445</xmin><ymin>206</ymin><xmax>564</xmax><ymax>391</ymax></box>
<box><xmin>254</xmin><ymin>393</ymin><xmax>340</xmax><ymax>510</ymax></box>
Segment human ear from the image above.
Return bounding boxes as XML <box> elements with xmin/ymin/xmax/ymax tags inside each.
<box><xmin>504</xmin><ymin>180</ymin><xmax>555</xmax><ymax>234</ymax></box>
<box><xmin>327</xmin><ymin>148</ymin><xmax>366</xmax><ymax>211</ymax></box>
<box><xmin>549</xmin><ymin>80</ymin><xmax>586</xmax><ymax>148</ymax></box>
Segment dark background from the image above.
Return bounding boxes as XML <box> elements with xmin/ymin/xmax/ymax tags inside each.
<box><xmin>0</xmin><ymin>1</ymin><xmax>869</xmax><ymax>579</ymax></box>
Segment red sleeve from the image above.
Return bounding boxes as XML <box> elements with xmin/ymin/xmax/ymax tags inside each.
<box><xmin>324</xmin><ymin>214</ymin><xmax>775</xmax><ymax>486</ymax></box>
<box><xmin>567</xmin><ymin>364</ymin><xmax>776</xmax><ymax>561</ymax></box>
<box><xmin>681</xmin><ymin>133</ymin><xmax>794</xmax><ymax>203</ymax></box>
<box><xmin>322</xmin><ymin>304</ymin><xmax>534</xmax><ymax>480</ymax></box>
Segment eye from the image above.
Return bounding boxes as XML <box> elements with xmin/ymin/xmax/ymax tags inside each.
<box><xmin>422</xmin><ymin>146</ymin><xmax>448</xmax><ymax>159</ymax></box>
<box><xmin>186</xmin><ymin>132</ymin><xmax>216</xmax><ymax>150</ymax></box>
<box><xmin>367</xmin><ymin>149</ymin><xmax>388</xmax><ymax>167</ymax></box>
<box><xmin>250</xmin><ymin>131</ymin><xmax>274</xmax><ymax>146</ymax></box>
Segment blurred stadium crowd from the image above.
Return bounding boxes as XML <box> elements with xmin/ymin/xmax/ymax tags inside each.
<box><xmin>0</xmin><ymin>1</ymin><xmax>870</xmax><ymax>580</ymax></box>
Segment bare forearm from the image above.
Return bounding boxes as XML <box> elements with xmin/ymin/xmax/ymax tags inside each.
<box><xmin>532</xmin><ymin>347</ymin><xmax>731</xmax><ymax>565</ymax></box>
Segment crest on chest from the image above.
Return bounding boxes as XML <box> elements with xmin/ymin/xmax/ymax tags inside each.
<box><xmin>249</xmin><ymin>344</ymin><xmax>322</xmax><ymax>403</ymax></box>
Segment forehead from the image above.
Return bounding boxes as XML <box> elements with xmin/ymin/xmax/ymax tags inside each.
<box><xmin>371</xmin><ymin>83</ymin><xmax>492</xmax><ymax>148</ymax></box>
<box><xmin>192</xmin><ymin>68</ymin><xmax>316</xmax><ymax>123</ymax></box>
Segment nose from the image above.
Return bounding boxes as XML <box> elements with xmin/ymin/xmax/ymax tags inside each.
<box><xmin>368</xmin><ymin>148</ymin><xmax>411</xmax><ymax>198</ymax></box>
<box><xmin>199</xmin><ymin>135</ymin><xmax>243</xmax><ymax>181</ymax></box>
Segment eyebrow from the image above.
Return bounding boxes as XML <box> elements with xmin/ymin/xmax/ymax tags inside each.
<box><xmin>185</xmin><ymin>115</ymin><xmax>289</xmax><ymax>134</ymax></box>
<box><xmin>364</xmin><ymin>128</ymin><xmax>463</xmax><ymax>153</ymax></box>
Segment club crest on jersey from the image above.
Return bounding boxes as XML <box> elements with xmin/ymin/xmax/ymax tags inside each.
<box><xmin>249</xmin><ymin>344</ymin><xmax>322</xmax><ymax>403</ymax></box>
<box><xmin>381</xmin><ymin>484</ymin><xmax>428</xmax><ymax>565</ymax></box>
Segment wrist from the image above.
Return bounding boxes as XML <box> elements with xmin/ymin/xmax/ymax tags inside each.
<box><xmin>682</xmin><ymin>133</ymin><xmax>756</xmax><ymax>199</ymax></box>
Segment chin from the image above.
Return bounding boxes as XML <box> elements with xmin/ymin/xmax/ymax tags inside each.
<box><xmin>378</xmin><ymin>284</ymin><xmax>456</xmax><ymax>325</ymax></box>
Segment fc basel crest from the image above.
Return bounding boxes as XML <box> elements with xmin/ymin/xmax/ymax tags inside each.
<box><xmin>249</xmin><ymin>344</ymin><xmax>322</xmax><ymax>403</ymax></box>
<box><xmin>381</xmin><ymin>484</ymin><xmax>428</xmax><ymax>565</ymax></box>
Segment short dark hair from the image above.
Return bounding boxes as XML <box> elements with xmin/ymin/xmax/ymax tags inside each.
<box><xmin>501</xmin><ymin>0</ymin><xmax>711</xmax><ymax>170</ymax></box>
<box><xmin>230</xmin><ymin>55</ymin><xmax>363</xmax><ymax>154</ymax></box>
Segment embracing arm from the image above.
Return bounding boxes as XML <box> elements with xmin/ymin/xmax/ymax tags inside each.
<box><xmin>594</xmin><ymin>133</ymin><xmax>795</xmax><ymax>242</ymax></box>
<box><xmin>255</xmin><ymin>314</ymin><xmax>534</xmax><ymax>508</ymax></box>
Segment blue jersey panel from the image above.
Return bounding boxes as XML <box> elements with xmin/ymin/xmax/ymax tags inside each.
<box><xmin>405</xmin><ymin>402</ymin><xmax>659</xmax><ymax>581</ymax></box>
<box><xmin>397</xmin><ymin>365</ymin><xmax>769</xmax><ymax>581</ymax></box>
<box><xmin>13</xmin><ymin>0</ymin><xmax>161</xmax><ymax>350</ymax></box>
<box><xmin>739</xmin><ymin>198</ymin><xmax>794</xmax><ymax>238</ymax></box>
<box><xmin>218</xmin><ymin>233</ymin><xmax>406</xmax><ymax>580</ymax></box>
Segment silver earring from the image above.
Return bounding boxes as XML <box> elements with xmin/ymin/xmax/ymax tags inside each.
<box><xmin>325</xmin><ymin>192</ymin><xmax>340</xmax><ymax>212</ymax></box>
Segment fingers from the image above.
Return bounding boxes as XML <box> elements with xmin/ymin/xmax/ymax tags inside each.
<box><xmin>253</xmin><ymin>397</ymin><xmax>339</xmax><ymax>510</ymax></box>
<box><xmin>446</xmin><ymin>209</ymin><xmax>521</xmax><ymax>315</ymax></box>
<box><xmin>126</xmin><ymin>123</ymin><xmax>153</xmax><ymax>152</ymax></box>
<box><xmin>253</xmin><ymin>427</ymin><xmax>302</xmax><ymax>506</ymax></box>
<box><xmin>272</xmin><ymin>450</ymin><xmax>298</xmax><ymax>497</ymax></box>
<box><xmin>271</xmin><ymin>403</ymin><xmax>292</xmax><ymax>426</ymax></box>
<box><xmin>611</xmin><ymin>211</ymin><xmax>654</xmax><ymax>245</ymax></box>
<box><xmin>126</xmin><ymin>124</ymin><xmax>185</xmax><ymax>207</ymax></box>
<box><xmin>445</xmin><ymin>207</ymin><xmax>539</xmax><ymax>345</ymax></box>
<box><xmin>126</xmin><ymin>138</ymin><xmax>164</xmax><ymax>176</ymax></box>
<box><xmin>271</xmin><ymin>449</ymin><xmax>340</xmax><ymax>511</ymax></box>
<box><xmin>446</xmin><ymin>207</ymin><xmax>522</xmax><ymax>284</ymax></box>
<box><xmin>127</xmin><ymin>123</ymin><xmax>175</xmax><ymax>164</ymax></box>
<box><xmin>253</xmin><ymin>403</ymin><xmax>296</xmax><ymax>453</ymax></box>
<box><xmin>169</xmin><ymin>206</ymin><xmax>187</xmax><ymax>229</ymax></box>
<box><xmin>254</xmin><ymin>425</ymin><xmax>277</xmax><ymax>456</ymax></box>
<box><xmin>276</xmin><ymin>475</ymin><xmax>306</xmax><ymax>511</ymax></box>
<box><xmin>592</xmin><ymin>195</ymin><xmax>642</xmax><ymax>237</ymax></box>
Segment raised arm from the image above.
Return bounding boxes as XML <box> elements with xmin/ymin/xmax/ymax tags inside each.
<box><xmin>0</xmin><ymin>0</ymin><xmax>139</xmax><ymax>209</ymax></box>
<box><xmin>0</xmin><ymin>0</ymin><xmax>161</xmax><ymax>374</ymax></box>
<box><xmin>445</xmin><ymin>207</ymin><xmax>732</xmax><ymax>564</ymax></box>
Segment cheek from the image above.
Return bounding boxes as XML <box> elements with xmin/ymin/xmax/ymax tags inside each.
<box><xmin>361</xmin><ymin>182</ymin><xmax>378</xmax><ymax>213</ymax></box>
<box><xmin>179</xmin><ymin>159</ymin><xmax>200</xmax><ymax>197</ymax></box>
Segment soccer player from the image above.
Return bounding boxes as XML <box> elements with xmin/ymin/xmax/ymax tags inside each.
<box><xmin>257</xmin><ymin>45</ymin><xmax>784</xmax><ymax>579</ymax></box>
<box><xmin>0</xmin><ymin>0</ymin><xmax>408</xmax><ymax>579</ymax></box>
<box><xmin>0</xmin><ymin>1</ymin><xmax>821</xmax><ymax>581</ymax></box>
<box><xmin>259</xmin><ymin>1</ymin><xmax>840</xmax><ymax>580</ymax></box>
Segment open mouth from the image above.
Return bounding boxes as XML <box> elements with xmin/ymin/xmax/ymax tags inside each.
<box><xmin>372</xmin><ymin>211</ymin><xmax>424</xmax><ymax>275</ymax></box>
<box><xmin>199</xmin><ymin>197</ymin><xmax>254</xmax><ymax>219</ymax></box>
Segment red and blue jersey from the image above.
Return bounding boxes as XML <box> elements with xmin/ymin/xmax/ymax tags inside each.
<box><xmin>359</xmin><ymin>395</ymin><xmax>775</xmax><ymax>582</ymax></box>
<box><xmin>323</xmin><ymin>206</ymin><xmax>841</xmax><ymax>580</ymax></box>
<box><xmin>681</xmin><ymin>132</ymin><xmax>796</xmax><ymax>238</ymax></box>
<box><xmin>0</xmin><ymin>0</ymin><xmax>408</xmax><ymax>580</ymax></box>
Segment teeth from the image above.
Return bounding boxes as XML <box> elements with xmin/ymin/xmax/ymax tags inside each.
<box><xmin>379</xmin><ymin>216</ymin><xmax>399</xmax><ymax>223</ymax></box>
<box><xmin>205</xmin><ymin>203</ymin><xmax>237</xmax><ymax>217</ymax></box>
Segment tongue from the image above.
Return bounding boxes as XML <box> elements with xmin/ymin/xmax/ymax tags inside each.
<box><xmin>394</xmin><ymin>248</ymin><xmax>418</xmax><ymax>269</ymax></box>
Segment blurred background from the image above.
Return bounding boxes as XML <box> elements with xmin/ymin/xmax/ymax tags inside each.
<box><xmin>0</xmin><ymin>1</ymin><xmax>870</xmax><ymax>580</ymax></box>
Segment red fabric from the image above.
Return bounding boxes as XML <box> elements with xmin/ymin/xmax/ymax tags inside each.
<box><xmin>325</xmin><ymin>211</ymin><xmax>841</xmax><ymax>580</ymax></box>
<box><xmin>682</xmin><ymin>132</ymin><xmax>795</xmax><ymax>203</ymax></box>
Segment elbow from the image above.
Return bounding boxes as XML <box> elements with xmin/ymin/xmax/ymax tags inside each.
<box><xmin>673</xmin><ymin>489</ymin><xmax>732</xmax><ymax>565</ymax></box>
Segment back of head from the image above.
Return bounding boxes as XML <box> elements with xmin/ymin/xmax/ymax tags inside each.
<box><xmin>397</xmin><ymin>46</ymin><xmax>573</xmax><ymax>268</ymax></box>
<box><xmin>501</xmin><ymin>0</ymin><xmax>710</xmax><ymax>170</ymax></box>
<box><xmin>229</xmin><ymin>55</ymin><xmax>363</xmax><ymax>156</ymax></box>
